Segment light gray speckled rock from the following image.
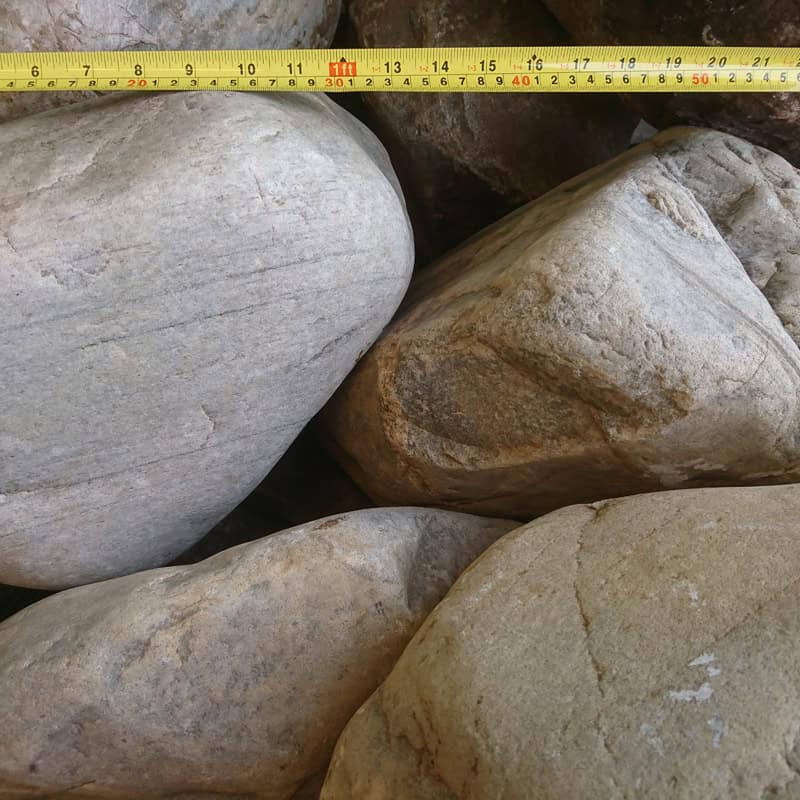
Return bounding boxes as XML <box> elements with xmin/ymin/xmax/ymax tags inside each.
<box><xmin>322</xmin><ymin>127</ymin><xmax>800</xmax><ymax>519</ymax></box>
<box><xmin>0</xmin><ymin>0</ymin><xmax>341</xmax><ymax>121</ymax></box>
<box><xmin>322</xmin><ymin>485</ymin><xmax>800</xmax><ymax>799</ymax></box>
<box><xmin>0</xmin><ymin>91</ymin><xmax>413</xmax><ymax>589</ymax></box>
<box><xmin>0</xmin><ymin>507</ymin><xmax>516</xmax><ymax>799</ymax></box>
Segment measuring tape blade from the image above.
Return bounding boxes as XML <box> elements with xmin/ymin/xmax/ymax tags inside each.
<box><xmin>0</xmin><ymin>47</ymin><xmax>798</xmax><ymax>93</ymax></box>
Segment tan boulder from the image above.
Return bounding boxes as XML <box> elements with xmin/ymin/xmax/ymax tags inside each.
<box><xmin>322</xmin><ymin>127</ymin><xmax>800</xmax><ymax>519</ymax></box>
<box><xmin>322</xmin><ymin>484</ymin><xmax>800</xmax><ymax>799</ymax></box>
<box><xmin>0</xmin><ymin>508</ymin><xmax>516</xmax><ymax>799</ymax></box>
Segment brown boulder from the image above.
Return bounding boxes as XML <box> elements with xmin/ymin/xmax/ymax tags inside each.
<box><xmin>542</xmin><ymin>0</ymin><xmax>800</xmax><ymax>165</ymax></box>
<box><xmin>346</xmin><ymin>0</ymin><xmax>637</xmax><ymax>261</ymax></box>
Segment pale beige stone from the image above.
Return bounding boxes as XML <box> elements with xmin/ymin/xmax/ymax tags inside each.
<box><xmin>322</xmin><ymin>485</ymin><xmax>800</xmax><ymax>800</ymax></box>
<box><xmin>0</xmin><ymin>508</ymin><xmax>516</xmax><ymax>799</ymax></box>
<box><xmin>323</xmin><ymin>127</ymin><xmax>800</xmax><ymax>519</ymax></box>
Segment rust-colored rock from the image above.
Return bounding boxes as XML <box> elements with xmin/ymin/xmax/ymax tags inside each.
<box><xmin>322</xmin><ymin>127</ymin><xmax>800</xmax><ymax>519</ymax></box>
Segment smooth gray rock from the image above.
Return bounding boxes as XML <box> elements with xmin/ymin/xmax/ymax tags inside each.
<box><xmin>0</xmin><ymin>507</ymin><xmax>516</xmax><ymax>799</ymax></box>
<box><xmin>322</xmin><ymin>127</ymin><xmax>800</xmax><ymax>519</ymax></box>
<box><xmin>0</xmin><ymin>0</ymin><xmax>342</xmax><ymax>121</ymax></box>
<box><xmin>0</xmin><ymin>91</ymin><xmax>413</xmax><ymax>589</ymax></box>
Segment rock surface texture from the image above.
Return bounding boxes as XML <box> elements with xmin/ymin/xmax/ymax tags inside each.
<box><xmin>0</xmin><ymin>508</ymin><xmax>516</xmax><ymax>799</ymax></box>
<box><xmin>323</xmin><ymin>127</ymin><xmax>800</xmax><ymax>519</ymax></box>
<box><xmin>0</xmin><ymin>91</ymin><xmax>414</xmax><ymax>589</ymax></box>
<box><xmin>322</xmin><ymin>485</ymin><xmax>800</xmax><ymax>799</ymax></box>
<box><xmin>541</xmin><ymin>0</ymin><xmax>800</xmax><ymax>166</ymax></box>
<box><xmin>346</xmin><ymin>0</ymin><xmax>636</xmax><ymax>261</ymax></box>
<box><xmin>0</xmin><ymin>0</ymin><xmax>341</xmax><ymax>121</ymax></box>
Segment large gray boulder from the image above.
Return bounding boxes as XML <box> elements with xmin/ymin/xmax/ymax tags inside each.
<box><xmin>0</xmin><ymin>508</ymin><xmax>516</xmax><ymax>799</ymax></box>
<box><xmin>322</xmin><ymin>485</ymin><xmax>800</xmax><ymax>799</ymax></box>
<box><xmin>0</xmin><ymin>0</ymin><xmax>341</xmax><ymax>121</ymax></box>
<box><xmin>0</xmin><ymin>91</ymin><xmax>413</xmax><ymax>589</ymax></box>
<box><xmin>322</xmin><ymin>127</ymin><xmax>800</xmax><ymax>519</ymax></box>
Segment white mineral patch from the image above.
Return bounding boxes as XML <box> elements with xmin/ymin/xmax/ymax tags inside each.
<box><xmin>689</xmin><ymin>654</ymin><xmax>716</xmax><ymax>667</ymax></box>
<box><xmin>639</xmin><ymin>723</ymin><xmax>665</xmax><ymax>756</ymax></box>
<box><xmin>708</xmin><ymin>716</ymin><xmax>725</xmax><ymax>748</ymax></box>
<box><xmin>701</xmin><ymin>24</ymin><xmax>724</xmax><ymax>46</ymax></box>
<box><xmin>669</xmin><ymin>682</ymin><xmax>714</xmax><ymax>703</ymax></box>
<box><xmin>688</xmin><ymin>653</ymin><xmax>721</xmax><ymax>679</ymax></box>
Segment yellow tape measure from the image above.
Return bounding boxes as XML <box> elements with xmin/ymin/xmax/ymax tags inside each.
<box><xmin>1</xmin><ymin>47</ymin><xmax>799</xmax><ymax>93</ymax></box>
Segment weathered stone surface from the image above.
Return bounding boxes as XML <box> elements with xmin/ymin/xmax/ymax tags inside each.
<box><xmin>0</xmin><ymin>0</ymin><xmax>341</xmax><ymax>121</ymax></box>
<box><xmin>346</xmin><ymin>0</ymin><xmax>636</xmax><ymax>261</ymax></box>
<box><xmin>541</xmin><ymin>0</ymin><xmax>800</xmax><ymax>166</ymax></box>
<box><xmin>0</xmin><ymin>91</ymin><xmax>413</xmax><ymax>589</ymax></box>
<box><xmin>322</xmin><ymin>485</ymin><xmax>800</xmax><ymax>799</ymax></box>
<box><xmin>0</xmin><ymin>508</ymin><xmax>515</xmax><ymax>800</ymax></box>
<box><xmin>322</xmin><ymin>127</ymin><xmax>800</xmax><ymax>519</ymax></box>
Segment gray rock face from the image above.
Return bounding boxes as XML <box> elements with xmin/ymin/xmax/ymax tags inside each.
<box><xmin>0</xmin><ymin>508</ymin><xmax>516</xmax><ymax>799</ymax></box>
<box><xmin>322</xmin><ymin>127</ymin><xmax>800</xmax><ymax>519</ymax></box>
<box><xmin>0</xmin><ymin>0</ymin><xmax>341</xmax><ymax>121</ymax></box>
<box><xmin>0</xmin><ymin>91</ymin><xmax>414</xmax><ymax>589</ymax></box>
<box><xmin>322</xmin><ymin>485</ymin><xmax>800</xmax><ymax>799</ymax></box>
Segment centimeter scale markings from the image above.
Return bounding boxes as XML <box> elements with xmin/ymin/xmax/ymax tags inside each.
<box><xmin>0</xmin><ymin>47</ymin><xmax>799</xmax><ymax>93</ymax></box>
